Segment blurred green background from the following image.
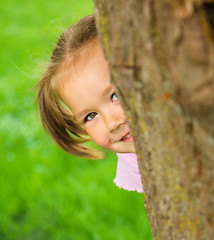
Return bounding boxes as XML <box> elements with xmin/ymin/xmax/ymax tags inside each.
<box><xmin>0</xmin><ymin>0</ymin><xmax>152</xmax><ymax>239</ymax></box>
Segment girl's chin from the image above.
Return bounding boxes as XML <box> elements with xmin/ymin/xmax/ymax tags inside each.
<box><xmin>115</xmin><ymin>143</ymin><xmax>136</xmax><ymax>153</ymax></box>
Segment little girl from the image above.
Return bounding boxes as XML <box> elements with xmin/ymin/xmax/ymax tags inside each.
<box><xmin>37</xmin><ymin>14</ymin><xmax>143</xmax><ymax>193</ymax></box>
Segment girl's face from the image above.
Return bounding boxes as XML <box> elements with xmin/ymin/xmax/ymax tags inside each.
<box><xmin>58</xmin><ymin>42</ymin><xmax>135</xmax><ymax>153</ymax></box>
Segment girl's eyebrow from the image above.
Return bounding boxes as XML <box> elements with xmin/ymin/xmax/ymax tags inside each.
<box><xmin>75</xmin><ymin>110</ymin><xmax>90</xmax><ymax>120</ymax></box>
<box><xmin>102</xmin><ymin>85</ymin><xmax>113</xmax><ymax>96</ymax></box>
<box><xmin>75</xmin><ymin>85</ymin><xmax>114</xmax><ymax>120</ymax></box>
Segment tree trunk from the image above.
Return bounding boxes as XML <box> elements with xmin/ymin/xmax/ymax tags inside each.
<box><xmin>94</xmin><ymin>0</ymin><xmax>214</xmax><ymax>239</ymax></box>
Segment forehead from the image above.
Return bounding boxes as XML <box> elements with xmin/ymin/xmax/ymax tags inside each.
<box><xmin>55</xmin><ymin>41</ymin><xmax>111</xmax><ymax>113</ymax></box>
<box><xmin>55</xmin><ymin>40</ymin><xmax>108</xmax><ymax>87</ymax></box>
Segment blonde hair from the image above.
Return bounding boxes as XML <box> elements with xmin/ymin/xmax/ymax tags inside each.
<box><xmin>36</xmin><ymin>14</ymin><xmax>103</xmax><ymax>159</ymax></box>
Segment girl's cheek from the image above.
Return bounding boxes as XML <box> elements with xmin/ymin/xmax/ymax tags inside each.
<box><xmin>85</xmin><ymin>119</ymin><xmax>109</xmax><ymax>148</ymax></box>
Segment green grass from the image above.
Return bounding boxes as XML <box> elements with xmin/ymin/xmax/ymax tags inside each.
<box><xmin>0</xmin><ymin>0</ymin><xmax>153</xmax><ymax>239</ymax></box>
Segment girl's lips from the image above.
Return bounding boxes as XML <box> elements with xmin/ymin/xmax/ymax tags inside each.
<box><xmin>120</xmin><ymin>133</ymin><xmax>133</xmax><ymax>142</ymax></box>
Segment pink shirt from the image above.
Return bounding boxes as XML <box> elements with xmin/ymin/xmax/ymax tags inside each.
<box><xmin>114</xmin><ymin>153</ymin><xmax>144</xmax><ymax>193</ymax></box>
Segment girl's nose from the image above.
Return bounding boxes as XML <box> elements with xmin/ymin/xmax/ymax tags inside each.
<box><xmin>104</xmin><ymin>106</ymin><xmax>126</xmax><ymax>132</ymax></box>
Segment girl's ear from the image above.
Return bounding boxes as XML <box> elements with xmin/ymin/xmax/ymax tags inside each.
<box><xmin>37</xmin><ymin>77</ymin><xmax>103</xmax><ymax>159</ymax></box>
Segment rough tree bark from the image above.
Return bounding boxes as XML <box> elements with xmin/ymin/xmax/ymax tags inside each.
<box><xmin>94</xmin><ymin>0</ymin><xmax>214</xmax><ymax>239</ymax></box>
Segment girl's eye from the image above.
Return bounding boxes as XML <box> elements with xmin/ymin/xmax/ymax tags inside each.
<box><xmin>111</xmin><ymin>93</ymin><xmax>119</xmax><ymax>102</ymax></box>
<box><xmin>84</xmin><ymin>112</ymin><xmax>97</xmax><ymax>122</ymax></box>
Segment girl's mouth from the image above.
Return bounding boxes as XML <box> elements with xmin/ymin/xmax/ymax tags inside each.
<box><xmin>120</xmin><ymin>133</ymin><xmax>133</xmax><ymax>142</ymax></box>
